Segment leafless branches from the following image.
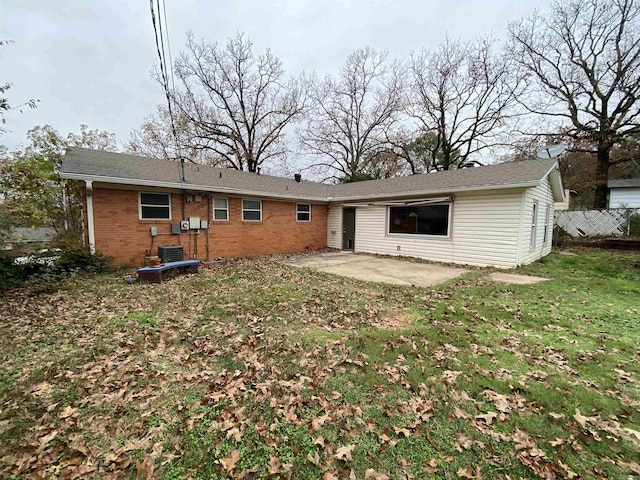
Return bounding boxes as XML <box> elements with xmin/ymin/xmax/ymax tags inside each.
<box><xmin>407</xmin><ymin>36</ymin><xmax>522</xmax><ymax>171</ymax></box>
<box><xmin>169</xmin><ymin>32</ymin><xmax>308</xmax><ymax>172</ymax></box>
<box><xmin>299</xmin><ymin>47</ymin><xmax>405</xmax><ymax>182</ymax></box>
<box><xmin>508</xmin><ymin>0</ymin><xmax>640</xmax><ymax>207</ymax></box>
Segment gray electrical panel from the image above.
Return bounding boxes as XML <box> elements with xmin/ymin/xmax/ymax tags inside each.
<box><xmin>171</xmin><ymin>223</ymin><xmax>181</xmax><ymax>234</ymax></box>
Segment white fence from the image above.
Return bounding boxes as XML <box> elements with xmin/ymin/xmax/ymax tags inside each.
<box><xmin>554</xmin><ymin>209</ymin><xmax>640</xmax><ymax>237</ymax></box>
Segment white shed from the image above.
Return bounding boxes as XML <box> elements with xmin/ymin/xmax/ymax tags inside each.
<box><xmin>608</xmin><ymin>179</ymin><xmax>640</xmax><ymax>208</ymax></box>
<box><xmin>326</xmin><ymin>159</ymin><xmax>564</xmax><ymax>268</ymax></box>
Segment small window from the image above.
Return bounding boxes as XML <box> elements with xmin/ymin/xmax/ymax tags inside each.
<box><xmin>543</xmin><ymin>205</ymin><xmax>550</xmax><ymax>244</ymax></box>
<box><xmin>213</xmin><ymin>198</ymin><xmax>228</xmax><ymax>221</ymax></box>
<box><xmin>388</xmin><ymin>204</ymin><xmax>450</xmax><ymax>236</ymax></box>
<box><xmin>297</xmin><ymin>203</ymin><xmax>311</xmax><ymax>222</ymax></box>
<box><xmin>140</xmin><ymin>192</ymin><xmax>171</xmax><ymax>220</ymax></box>
<box><xmin>242</xmin><ymin>199</ymin><xmax>262</xmax><ymax>221</ymax></box>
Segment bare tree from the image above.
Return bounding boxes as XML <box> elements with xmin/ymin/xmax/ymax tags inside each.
<box><xmin>408</xmin><ymin>37</ymin><xmax>521</xmax><ymax>171</ymax></box>
<box><xmin>169</xmin><ymin>32</ymin><xmax>308</xmax><ymax>172</ymax></box>
<box><xmin>509</xmin><ymin>0</ymin><xmax>640</xmax><ymax>208</ymax></box>
<box><xmin>127</xmin><ymin>104</ymin><xmax>222</xmax><ymax>165</ymax></box>
<box><xmin>300</xmin><ymin>47</ymin><xmax>405</xmax><ymax>182</ymax></box>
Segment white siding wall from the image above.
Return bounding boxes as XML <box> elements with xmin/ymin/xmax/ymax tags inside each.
<box><xmin>451</xmin><ymin>190</ymin><xmax>524</xmax><ymax>267</ymax></box>
<box><xmin>352</xmin><ymin>189</ymin><xmax>525</xmax><ymax>268</ymax></box>
<box><xmin>610</xmin><ymin>188</ymin><xmax>640</xmax><ymax>208</ymax></box>
<box><xmin>327</xmin><ymin>204</ymin><xmax>342</xmax><ymax>248</ymax></box>
<box><xmin>520</xmin><ymin>178</ymin><xmax>554</xmax><ymax>266</ymax></box>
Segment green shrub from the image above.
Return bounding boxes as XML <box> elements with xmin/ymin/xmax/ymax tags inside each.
<box><xmin>0</xmin><ymin>244</ymin><xmax>112</xmax><ymax>293</ymax></box>
<box><xmin>54</xmin><ymin>244</ymin><xmax>112</xmax><ymax>273</ymax></box>
<box><xmin>0</xmin><ymin>252</ymin><xmax>24</xmax><ymax>291</ymax></box>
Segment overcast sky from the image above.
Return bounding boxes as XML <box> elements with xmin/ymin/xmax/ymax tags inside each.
<box><xmin>1</xmin><ymin>0</ymin><xmax>551</xmax><ymax>153</ymax></box>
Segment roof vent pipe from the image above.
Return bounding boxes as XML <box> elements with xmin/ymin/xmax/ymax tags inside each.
<box><xmin>294</xmin><ymin>173</ymin><xmax>302</xmax><ymax>183</ymax></box>
<box><xmin>257</xmin><ymin>167</ymin><xmax>261</xmax><ymax>175</ymax></box>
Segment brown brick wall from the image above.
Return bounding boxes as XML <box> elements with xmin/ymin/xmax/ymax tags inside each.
<box><xmin>88</xmin><ymin>187</ymin><xmax>328</xmax><ymax>265</ymax></box>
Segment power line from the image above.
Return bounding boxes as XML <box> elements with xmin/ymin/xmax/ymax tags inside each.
<box><xmin>161</xmin><ymin>0</ymin><xmax>176</xmax><ymax>92</ymax></box>
<box><xmin>149</xmin><ymin>0</ymin><xmax>182</xmax><ymax>172</ymax></box>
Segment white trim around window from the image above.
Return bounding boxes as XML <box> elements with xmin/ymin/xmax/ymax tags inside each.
<box><xmin>530</xmin><ymin>201</ymin><xmax>538</xmax><ymax>248</ymax></box>
<box><xmin>139</xmin><ymin>192</ymin><xmax>171</xmax><ymax>220</ymax></box>
<box><xmin>296</xmin><ymin>203</ymin><xmax>311</xmax><ymax>222</ymax></box>
<box><xmin>213</xmin><ymin>197</ymin><xmax>229</xmax><ymax>221</ymax></box>
<box><xmin>387</xmin><ymin>202</ymin><xmax>452</xmax><ymax>237</ymax></box>
<box><xmin>242</xmin><ymin>198</ymin><xmax>262</xmax><ymax>221</ymax></box>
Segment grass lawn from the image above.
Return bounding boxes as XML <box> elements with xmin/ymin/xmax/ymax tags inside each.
<box><xmin>0</xmin><ymin>250</ymin><xmax>639</xmax><ymax>479</ymax></box>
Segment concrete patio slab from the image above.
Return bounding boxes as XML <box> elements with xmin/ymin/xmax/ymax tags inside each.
<box><xmin>280</xmin><ymin>252</ymin><xmax>470</xmax><ymax>287</ymax></box>
<box><xmin>489</xmin><ymin>272</ymin><xmax>549</xmax><ymax>284</ymax></box>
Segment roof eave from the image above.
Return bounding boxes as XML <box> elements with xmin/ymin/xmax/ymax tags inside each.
<box><xmin>59</xmin><ymin>172</ymin><xmax>329</xmax><ymax>203</ymax></box>
<box><xmin>329</xmin><ymin>181</ymin><xmax>540</xmax><ymax>202</ymax></box>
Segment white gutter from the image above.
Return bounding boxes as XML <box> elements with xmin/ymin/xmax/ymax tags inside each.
<box><xmin>84</xmin><ymin>180</ymin><xmax>96</xmax><ymax>254</ymax></box>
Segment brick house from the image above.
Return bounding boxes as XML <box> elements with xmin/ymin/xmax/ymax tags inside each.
<box><xmin>60</xmin><ymin>148</ymin><xmax>564</xmax><ymax>268</ymax></box>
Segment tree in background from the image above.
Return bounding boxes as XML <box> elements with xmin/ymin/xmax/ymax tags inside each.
<box><xmin>386</xmin><ymin>130</ymin><xmax>470</xmax><ymax>174</ymax></box>
<box><xmin>509</xmin><ymin>0</ymin><xmax>640</xmax><ymax>209</ymax></box>
<box><xmin>407</xmin><ymin>36</ymin><xmax>520</xmax><ymax>171</ymax></box>
<box><xmin>127</xmin><ymin>104</ymin><xmax>222</xmax><ymax>164</ymax></box>
<box><xmin>167</xmin><ymin>32</ymin><xmax>308</xmax><ymax>172</ymax></box>
<box><xmin>0</xmin><ymin>40</ymin><xmax>38</xmax><ymax>135</ymax></box>
<box><xmin>299</xmin><ymin>47</ymin><xmax>404</xmax><ymax>182</ymax></box>
<box><xmin>0</xmin><ymin>125</ymin><xmax>117</xmax><ymax>241</ymax></box>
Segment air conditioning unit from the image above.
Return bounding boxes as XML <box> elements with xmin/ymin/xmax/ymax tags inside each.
<box><xmin>158</xmin><ymin>245</ymin><xmax>184</xmax><ymax>263</ymax></box>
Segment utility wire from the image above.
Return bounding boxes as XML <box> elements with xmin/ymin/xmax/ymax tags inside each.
<box><xmin>150</xmin><ymin>0</ymin><xmax>183</xmax><ymax>177</ymax></box>
<box><xmin>161</xmin><ymin>0</ymin><xmax>176</xmax><ymax>92</ymax></box>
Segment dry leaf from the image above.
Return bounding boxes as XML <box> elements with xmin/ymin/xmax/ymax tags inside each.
<box><xmin>475</xmin><ymin>411</ymin><xmax>498</xmax><ymax>425</ymax></box>
<box><xmin>457</xmin><ymin>465</ymin><xmax>482</xmax><ymax>479</ymax></box>
<box><xmin>334</xmin><ymin>444</ymin><xmax>356</xmax><ymax>461</ymax></box>
<box><xmin>219</xmin><ymin>449</ymin><xmax>240</xmax><ymax>472</ymax></box>
<box><xmin>365</xmin><ymin>468</ymin><xmax>391</xmax><ymax>479</ymax></box>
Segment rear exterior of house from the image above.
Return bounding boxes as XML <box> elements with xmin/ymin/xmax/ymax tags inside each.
<box><xmin>61</xmin><ymin>148</ymin><xmax>563</xmax><ymax>268</ymax></box>
<box><xmin>327</xmin><ymin>181</ymin><xmax>555</xmax><ymax>268</ymax></box>
<box><xmin>87</xmin><ymin>185</ymin><xmax>327</xmax><ymax>265</ymax></box>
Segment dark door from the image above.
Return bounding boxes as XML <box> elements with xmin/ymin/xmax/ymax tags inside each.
<box><xmin>343</xmin><ymin>208</ymin><xmax>356</xmax><ymax>250</ymax></box>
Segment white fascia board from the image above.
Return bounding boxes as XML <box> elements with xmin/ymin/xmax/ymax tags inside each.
<box><xmin>331</xmin><ymin>182</ymin><xmax>539</xmax><ymax>202</ymax></box>
<box><xmin>340</xmin><ymin>196</ymin><xmax>453</xmax><ymax>207</ymax></box>
<box><xmin>60</xmin><ymin>172</ymin><xmax>329</xmax><ymax>203</ymax></box>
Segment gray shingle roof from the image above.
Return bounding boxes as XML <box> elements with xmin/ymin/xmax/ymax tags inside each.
<box><xmin>60</xmin><ymin>148</ymin><xmax>558</xmax><ymax>202</ymax></box>
<box><xmin>61</xmin><ymin>148</ymin><xmax>331</xmax><ymax>200</ymax></box>
<box><xmin>330</xmin><ymin>159</ymin><xmax>558</xmax><ymax>200</ymax></box>
<box><xmin>608</xmin><ymin>178</ymin><xmax>640</xmax><ymax>188</ymax></box>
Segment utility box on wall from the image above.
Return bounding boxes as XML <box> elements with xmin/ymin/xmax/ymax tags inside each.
<box><xmin>189</xmin><ymin>217</ymin><xmax>200</xmax><ymax>229</ymax></box>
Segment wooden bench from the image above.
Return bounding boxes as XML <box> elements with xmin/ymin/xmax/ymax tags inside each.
<box><xmin>137</xmin><ymin>260</ymin><xmax>200</xmax><ymax>284</ymax></box>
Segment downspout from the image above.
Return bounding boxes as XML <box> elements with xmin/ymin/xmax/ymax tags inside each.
<box><xmin>85</xmin><ymin>180</ymin><xmax>96</xmax><ymax>254</ymax></box>
<box><xmin>206</xmin><ymin>194</ymin><xmax>211</xmax><ymax>261</ymax></box>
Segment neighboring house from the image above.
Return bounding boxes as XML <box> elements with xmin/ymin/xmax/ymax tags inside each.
<box><xmin>554</xmin><ymin>189</ymin><xmax>578</xmax><ymax>211</ymax></box>
<box><xmin>608</xmin><ymin>178</ymin><xmax>640</xmax><ymax>208</ymax></box>
<box><xmin>1</xmin><ymin>227</ymin><xmax>57</xmax><ymax>254</ymax></box>
<box><xmin>60</xmin><ymin>148</ymin><xmax>564</xmax><ymax>268</ymax></box>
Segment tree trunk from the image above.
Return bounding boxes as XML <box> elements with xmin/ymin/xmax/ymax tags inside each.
<box><xmin>593</xmin><ymin>146</ymin><xmax>610</xmax><ymax>209</ymax></box>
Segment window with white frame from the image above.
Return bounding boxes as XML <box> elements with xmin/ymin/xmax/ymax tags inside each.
<box><xmin>139</xmin><ymin>192</ymin><xmax>171</xmax><ymax>220</ymax></box>
<box><xmin>242</xmin><ymin>199</ymin><xmax>262</xmax><ymax>221</ymax></box>
<box><xmin>543</xmin><ymin>204</ymin><xmax>550</xmax><ymax>244</ymax></box>
<box><xmin>388</xmin><ymin>203</ymin><xmax>450</xmax><ymax>236</ymax></box>
<box><xmin>213</xmin><ymin>197</ymin><xmax>229</xmax><ymax>221</ymax></box>
<box><xmin>296</xmin><ymin>203</ymin><xmax>311</xmax><ymax>222</ymax></box>
<box><xmin>530</xmin><ymin>201</ymin><xmax>538</xmax><ymax>247</ymax></box>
